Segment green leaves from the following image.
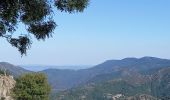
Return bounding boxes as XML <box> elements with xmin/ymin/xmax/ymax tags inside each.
<box><xmin>13</xmin><ymin>73</ymin><xmax>51</xmax><ymax>100</ymax></box>
<box><xmin>55</xmin><ymin>0</ymin><xmax>89</xmax><ymax>13</ymax></box>
<box><xmin>28</xmin><ymin>20</ymin><xmax>56</xmax><ymax>40</ymax></box>
<box><xmin>0</xmin><ymin>0</ymin><xmax>89</xmax><ymax>55</ymax></box>
<box><xmin>20</xmin><ymin>0</ymin><xmax>51</xmax><ymax>24</ymax></box>
<box><xmin>9</xmin><ymin>36</ymin><xmax>32</xmax><ymax>55</ymax></box>
<box><xmin>0</xmin><ymin>0</ymin><xmax>19</xmax><ymax>24</ymax></box>
<box><xmin>0</xmin><ymin>22</ymin><xmax>6</xmax><ymax>36</ymax></box>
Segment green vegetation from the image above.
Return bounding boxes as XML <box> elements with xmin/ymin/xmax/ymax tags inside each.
<box><xmin>0</xmin><ymin>70</ymin><xmax>5</xmax><ymax>75</ymax></box>
<box><xmin>0</xmin><ymin>0</ymin><xmax>89</xmax><ymax>55</ymax></box>
<box><xmin>0</xmin><ymin>69</ymin><xmax>10</xmax><ymax>76</ymax></box>
<box><xmin>54</xmin><ymin>80</ymin><xmax>151</xmax><ymax>100</ymax></box>
<box><xmin>0</xmin><ymin>58</ymin><xmax>169</xmax><ymax>100</ymax></box>
<box><xmin>13</xmin><ymin>73</ymin><xmax>51</xmax><ymax>100</ymax></box>
<box><xmin>151</xmin><ymin>69</ymin><xmax>170</xmax><ymax>100</ymax></box>
<box><xmin>43</xmin><ymin>57</ymin><xmax>170</xmax><ymax>91</ymax></box>
<box><xmin>54</xmin><ymin>68</ymin><xmax>170</xmax><ymax>100</ymax></box>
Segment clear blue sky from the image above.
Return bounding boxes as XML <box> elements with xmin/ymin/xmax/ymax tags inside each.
<box><xmin>0</xmin><ymin>0</ymin><xmax>170</xmax><ymax>66</ymax></box>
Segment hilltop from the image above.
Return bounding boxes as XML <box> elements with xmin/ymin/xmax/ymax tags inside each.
<box><xmin>42</xmin><ymin>57</ymin><xmax>170</xmax><ymax>91</ymax></box>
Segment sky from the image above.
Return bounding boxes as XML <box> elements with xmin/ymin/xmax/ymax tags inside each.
<box><xmin>0</xmin><ymin>0</ymin><xmax>170</xmax><ymax>66</ymax></box>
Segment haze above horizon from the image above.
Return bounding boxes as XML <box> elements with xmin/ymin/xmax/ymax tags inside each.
<box><xmin>0</xmin><ymin>0</ymin><xmax>170</xmax><ymax>65</ymax></box>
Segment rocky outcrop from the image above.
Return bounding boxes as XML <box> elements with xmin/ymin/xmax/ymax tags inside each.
<box><xmin>0</xmin><ymin>74</ymin><xmax>16</xmax><ymax>100</ymax></box>
<box><xmin>112</xmin><ymin>94</ymin><xmax>123</xmax><ymax>100</ymax></box>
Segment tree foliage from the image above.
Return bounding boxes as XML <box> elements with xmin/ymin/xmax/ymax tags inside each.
<box><xmin>0</xmin><ymin>69</ymin><xmax>10</xmax><ymax>75</ymax></box>
<box><xmin>13</xmin><ymin>73</ymin><xmax>51</xmax><ymax>100</ymax></box>
<box><xmin>0</xmin><ymin>0</ymin><xmax>89</xmax><ymax>55</ymax></box>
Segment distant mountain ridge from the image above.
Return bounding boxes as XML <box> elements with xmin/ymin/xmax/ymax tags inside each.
<box><xmin>0</xmin><ymin>57</ymin><xmax>170</xmax><ymax>96</ymax></box>
<box><xmin>53</xmin><ymin>65</ymin><xmax>170</xmax><ymax>100</ymax></box>
<box><xmin>42</xmin><ymin>57</ymin><xmax>170</xmax><ymax>91</ymax></box>
<box><xmin>0</xmin><ymin>62</ymin><xmax>31</xmax><ymax>77</ymax></box>
<box><xmin>21</xmin><ymin>65</ymin><xmax>91</xmax><ymax>71</ymax></box>
<box><xmin>0</xmin><ymin>57</ymin><xmax>169</xmax><ymax>99</ymax></box>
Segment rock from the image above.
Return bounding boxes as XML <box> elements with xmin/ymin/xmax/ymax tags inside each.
<box><xmin>0</xmin><ymin>74</ymin><xmax>16</xmax><ymax>100</ymax></box>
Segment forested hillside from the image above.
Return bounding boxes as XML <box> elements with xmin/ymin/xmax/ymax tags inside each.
<box><xmin>53</xmin><ymin>67</ymin><xmax>170</xmax><ymax>100</ymax></box>
<box><xmin>42</xmin><ymin>57</ymin><xmax>170</xmax><ymax>92</ymax></box>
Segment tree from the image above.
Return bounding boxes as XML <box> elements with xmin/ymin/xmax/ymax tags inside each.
<box><xmin>0</xmin><ymin>0</ymin><xmax>89</xmax><ymax>55</ymax></box>
<box><xmin>13</xmin><ymin>73</ymin><xmax>51</xmax><ymax>100</ymax></box>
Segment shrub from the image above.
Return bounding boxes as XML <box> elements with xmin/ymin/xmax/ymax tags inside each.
<box><xmin>13</xmin><ymin>73</ymin><xmax>51</xmax><ymax>100</ymax></box>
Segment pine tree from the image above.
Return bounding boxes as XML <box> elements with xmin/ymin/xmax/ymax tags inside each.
<box><xmin>0</xmin><ymin>0</ymin><xmax>89</xmax><ymax>55</ymax></box>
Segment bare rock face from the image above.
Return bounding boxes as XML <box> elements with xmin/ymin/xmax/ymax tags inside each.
<box><xmin>0</xmin><ymin>74</ymin><xmax>16</xmax><ymax>100</ymax></box>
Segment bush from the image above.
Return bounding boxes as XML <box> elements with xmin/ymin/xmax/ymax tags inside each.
<box><xmin>13</xmin><ymin>73</ymin><xmax>51</xmax><ymax>100</ymax></box>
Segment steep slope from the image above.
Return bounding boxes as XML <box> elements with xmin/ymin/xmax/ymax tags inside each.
<box><xmin>0</xmin><ymin>62</ymin><xmax>31</xmax><ymax>77</ymax></box>
<box><xmin>42</xmin><ymin>69</ymin><xmax>78</xmax><ymax>91</ymax></box>
<box><xmin>54</xmin><ymin>67</ymin><xmax>170</xmax><ymax>100</ymax></box>
<box><xmin>151</xmin><ymin>67</ymin><xmax>170</xmax><ymax>99</ymax></box>
<box><xmin>54</xmin><ymin>80</ymin><xmax>151</xmax><ymax>100</ymax></box>
<box><xmin>87</xmin><ymin>68</ymin><xmax>150</xmax><ymax>85</ymax></box>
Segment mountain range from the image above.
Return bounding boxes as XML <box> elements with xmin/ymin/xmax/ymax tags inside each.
<box><xmin>53</xmin><ymin>67</ymin><xmax>170</xmax><ymax>99</ymax></box>
<box><xmin>0</xmin><ymin>57</ymin><xmax>170</xmax><ymax>100</ymax></box>
<box><xmin>42</xmin><ymin>57</ymin><xmax>170</xmax><ymax>92</ymax></box>
<box><xmin>0</xmin><ymin>62</ymin><xmax>31</xmax><ymax>77</ymax></box>
<box><xmin>51</xmin><ymin>57</ymin><xmax>170</xmax><ymax>100</ymax></box>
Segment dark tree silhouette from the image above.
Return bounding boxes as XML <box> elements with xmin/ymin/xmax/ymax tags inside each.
<box><xmin>0</xmin><ymin>0</ymin><xmax>89</xmax><ymax>55</ymax></box>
